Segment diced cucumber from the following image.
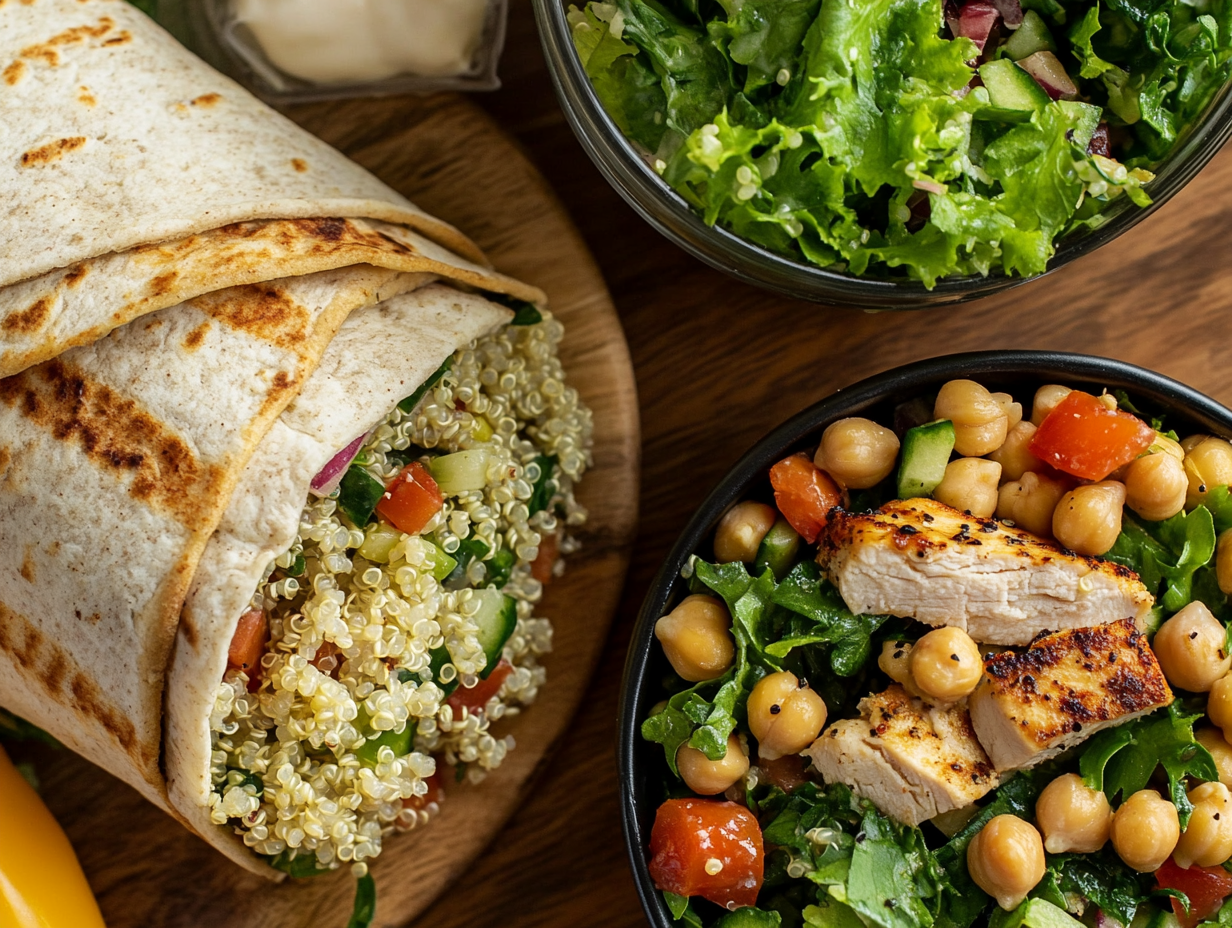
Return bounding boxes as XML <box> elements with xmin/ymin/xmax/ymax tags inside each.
<box><xmin>358</xmin><ymin>523</ymin><xmax>402</xmax><ymax>564</ymax></box>
<box><xmin>471</xmin><ymin>587</ymin><xmax>517</xmax><ymax>677</ymax></box>
<box><xmin>398</xmin><ymin>357</ymin><xmax>452</xmax><ymax>414</ymax></box>
<box><xmin>408</xmin><ymin>649</ymin><xmax>460</xmax><ymax>696</ymax></box>
<box><xmin>1003</xmin><ymin>10</ymin><xmax>1057</xmax><ymax>59</ymax></box>
<box><xmin>897</xmin><ymin>419</ymin><xmax>956</xmax><ymax>499</ymax></box>
<box><xmin>430</xmin><ymin>449</ymin><xmax>491</xmax><ymax>495</ymax></box>
<box><xmin>528</xmin><ymin>455</ymin><xmax>558</xmax><ymax>515</ymax></box>
<box><xmin>423</xmin><ymin>539</ymin><xmax>459</xmax><ymax>581</ymax></box>
<box><xmin>354</xmin><ymin>711</ymin><xmax>415</xmax><ymax>768</ymax></box>
<box><xmin>443</xmin><ymin>537</ymin><xmax>491</xmax><ymax>589</ymax></box>
<box><xmin>337</xmin><ymin>465</ymin><xmax>386</xmax><ymax>527</ymax></box>
<box><xmin>486</xmin><ymin>547</ymin><xmax>516</xmax><ymax>588</ymax></box>
<box><xmin>752</xmin><ymin>518</ymin><xmax>800</xmax><ymax>581</ymax></box>
<box><xmin>979</xmin><ymin>58</ymin><xmax>1051</xmax><ymax>112</ymax></box>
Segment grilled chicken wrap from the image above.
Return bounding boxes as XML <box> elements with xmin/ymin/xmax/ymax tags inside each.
<box><xmin>0</xmin><ymin>0</ymin><xmax>592</xmax><ymax>877</ymax></box>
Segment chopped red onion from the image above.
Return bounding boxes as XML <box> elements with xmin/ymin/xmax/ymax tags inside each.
<box><xmin>310</xmin><ymin>432</ymin><xmax>370</xmax><ymax>498</ymax></box>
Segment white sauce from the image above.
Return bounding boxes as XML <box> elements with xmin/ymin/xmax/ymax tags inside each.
<box><xmin>232</xmin><ymin>0</ymin><xmax>490</xmax><ymax>83</ymax></box>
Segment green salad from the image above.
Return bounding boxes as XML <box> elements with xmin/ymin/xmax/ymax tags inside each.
<box><xmin>642</xmin><ymin>378</ymin><xmax>1232</xmax><ymax>928</ymax></box>
<box><xmin>570</xmin><ymin>0</ymin><xmax>1232</xmax><ymax>285</ymax></box>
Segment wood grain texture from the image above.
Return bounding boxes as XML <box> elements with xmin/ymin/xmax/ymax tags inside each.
<box><xmin>1</xmin><ymin>95</ymin><xmax>639</xmax><ymax>927</ymax></box>
<box><xmin>435</xmin><ymin>2</ymin><xmax>1232</xmax><ymax>927</ymax></box>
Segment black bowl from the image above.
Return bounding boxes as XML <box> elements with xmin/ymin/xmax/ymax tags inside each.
<box><xmin>618</xmin><ymin>351</ymin><xmax>1232</xmax><ymax>927</ymax></box>
<box><xmin>532</xmin><ymin>0</ymin><xmax>1232</xmax><ymax>309</ymax></box>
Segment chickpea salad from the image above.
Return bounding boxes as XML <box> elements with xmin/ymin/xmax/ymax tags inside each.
<box><xmin>212</xmin><ymin>306</ymin><xmax>593</xmax><ymax>882</ymax></box>
<box><xmin>642</xmin><ymin>377</ymin><xmax>1232</xmax><ymax>928</ymax></box>
<box><xmin>571</xmin><ymin>0</ymin><xmax>1232</xmax><ymax>287</ymax></box>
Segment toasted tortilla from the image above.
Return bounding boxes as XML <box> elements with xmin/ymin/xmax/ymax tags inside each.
<box><xmin>164</xmin><ymin>284</ymin><xmax>512</xmax><ymax>876</ymax></box>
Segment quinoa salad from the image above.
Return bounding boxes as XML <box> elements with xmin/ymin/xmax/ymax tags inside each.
<box><xmin>208</xmin><ymin>308</ymin><xmax>593</xmax><ymax>878</ymax></box>
<box><xmin>642</xmin><ymin>377</ymin><xmax>1232</xmax><ymax>928</ymax></box>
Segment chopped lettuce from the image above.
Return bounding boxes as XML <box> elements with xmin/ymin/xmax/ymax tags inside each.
<box><xmin>1105</xmin><ymin>502</ymin><xmax>1218</xmax><ymax>613</ymax></box>
<box><xmin>1079</xmin><ymin>703</ymin><xmax>1217</xmax><ymax>825</ymax></box>
<box><xmin>572</xmin><ymin>0</ymin><xmax>1229</xmax><ymax>286</ymax></box>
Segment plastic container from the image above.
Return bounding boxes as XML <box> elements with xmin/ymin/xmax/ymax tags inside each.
<box><xmin>156</xmin><ymin>0</ymin><xmax>508</xmax><ymax>103</ymax></box>
<box><xmin>533</xmin><ymin>0</ymin><xmax>1232</xmax><ymax>309</ymax></box>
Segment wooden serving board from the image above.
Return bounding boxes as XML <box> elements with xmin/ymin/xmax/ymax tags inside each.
<box><xmin>3</xmin><ymin>94</ymin><xmax>640</xmax><ymax>928</ymax></box>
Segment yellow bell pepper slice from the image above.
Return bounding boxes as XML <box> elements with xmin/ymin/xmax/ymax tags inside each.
<box><xmin>0</xmin><ymin>745</ymin><xmax>106</xmax><ymax>928</ymax></box>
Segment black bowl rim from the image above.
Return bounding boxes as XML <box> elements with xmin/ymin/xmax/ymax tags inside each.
<box><xmin>618</xmin><ymin>350</ymin><xmax>1232</xmax><ymax>927</ymax></box>
<box><xmin>532</xmin><ymin>0</ymin><xmax>1232</xmax><ymax>309</ymax></box>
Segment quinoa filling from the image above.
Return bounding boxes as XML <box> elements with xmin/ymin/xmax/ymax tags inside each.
<box><xmin>208</xmin><ymin>311</ymin><xmax>592</xmax><ymax>875</ymax></box>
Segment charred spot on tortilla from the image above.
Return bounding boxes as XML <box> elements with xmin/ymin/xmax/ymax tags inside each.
<box><xmin>147</xmin><ymin>269</ymin><xmax>179</xmax><ymax>296</ymax></box>
<box><xmin>62</xmin><ymin>261</ymin><xmax>90</xmax><ymax>288</ymax></box>
<box><xmin>181</xmin><ymin>321</ymin><xmax>211</xmax><ymax>352</ymax></box>
<box><xmin>101</xmin><ymin>30</ymin><xmax>132</xmax><ymax>47</ymax></box>
<box><xmin>196</xmin><ymin>284</ymin><xmax>311</xmax><ymax>350</ymax></box>
<box><xmin>19</xmin><ymin>546</ymin><xmax>35</xmax><ymax>584</ymax></box>
<box><xmin>76</xmin><ymin>84</ymin><xmax>96</xmax><ymax>106</ymax></box>
<box><xmin>190</xmin><ymin>92</ymin><xmax>221</xmax><ymax>107</ymax></box>
<box><xmin>70</xmin><ymin>669</ymin><xmax>137</xmax><ymax>753</ymax></box>
<box><xmin>3</xmin><ymin>60</ymin><xmax>25</xmax><ymax>85</ymax></box>
<box><xmin>19</xmin><ymin>16</ymin><xmax>116</xmax><ymax>68</ymax></box>
<box><xmin>0</xmin><ymin>359</ymin><xmax>224</xmax><ymax>529</ymax></box>
<box><xmin>291</xmin><ymin>158</ymin><xmax>309</xmax><ymax>173</ymax></box>
<box><xmin>19</xmin><ymin>135</ymin><xmax>87</xmax><ymax>167</ymax></box>
<box><xmin>2</xmin><ymin>295</ymin><xmax>53</xmax><ymax>334</ymax></box>
<box><xmin>0</xmin><ymin>447</ymin><xmax>10</xmax><ymax>481</ymax></box>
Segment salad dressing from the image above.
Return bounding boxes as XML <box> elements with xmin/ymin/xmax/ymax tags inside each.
<box><xmin>232</xmin><ymin>0</ymin><xmax>489</xmax><ymax>83</ymax></box>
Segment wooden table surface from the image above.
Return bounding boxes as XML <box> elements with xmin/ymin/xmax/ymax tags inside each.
<box><xmin>352</xmin><ymin>4</ymin><xmax>1232</xmax><ymax>926</ymax></box>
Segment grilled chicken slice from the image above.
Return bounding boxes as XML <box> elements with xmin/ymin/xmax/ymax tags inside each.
<box><xmin>806</xmin><ymin>685</ymin><xmax>998</xmax><ymax>826</ymax></box>
<box><xmin>818</xmin><ymin>498</ymin><xmax>1153</xmax><ymax>646</ymax></box>
<box><xmin>969</xmin><ymin>618</ymin><xmax>1172</xmax><ymax>771</ymax></box>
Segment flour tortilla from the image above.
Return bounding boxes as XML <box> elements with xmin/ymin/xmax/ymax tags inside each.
<box><xmin>0</xmin><ymin>266</ymin><xmax>428</xmax><ymax>807</ymax></box>
<box><xmin>164</xmin><ymin>284</ymin><xmax>512</xmax><ymax>876</ymax></box>
<box><xmin>0</xmin><ymin>0</ymin><xmax>481</xmax><ymax>287</ymax></box>
<box><xmin>0</xmin><ymin>0</ymin><xmax>542</xmax><ymax>382</ymax></box>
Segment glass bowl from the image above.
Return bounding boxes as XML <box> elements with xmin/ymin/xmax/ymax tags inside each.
<box><xmin>533</xmin><ymin>0</ymin><xmax>1232</xmax><ymax>309</ymax></box>
<box><xmin>617</xmin><ymin>351</ymin><xmax>1232</xmax><ymax>926</ymax></box>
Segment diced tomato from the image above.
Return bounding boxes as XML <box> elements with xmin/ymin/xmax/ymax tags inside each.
<box><xmin>446</xmin><ymin>659</ymin><xmax>513</xmax><ymax>714</ymax></box>
<box><xmin>227</xmin><ymin>609</ymin><xmax>268</xmax><ymax>692</ymax></box>
<box><xmin>377</xmin><ymin>462</ymin><xmax>444</xmax><ymax>535</ymax></box>
<box><xmin>1029</xmin><ymin>391</ymin><xmax>1156</xmax><ymax>481</ymax></box>
<box><xmin>310</xmin><ymin>641</ymin><xmax>342</xmax><ymax>678</ymax></box>
<box><xmin>648</xmin><ymin>798</ymin><xmax>764</xmax><ymax>911</ymax></box>
<box><xmin>1156</xmin><ymin>857</ymin><xmax>1232</xmax><ymax>928</ymax></box>
<box><xmin>404</xmin><ymin>771</ymin><xmax>446</xmax><ymax>811</ymax></box>
<box><xmin>756</xmin><ymin>753</ymin><xmax>809</xmax><ymax>794</ymax></box>
<box><xmin>769</xmin><ymin>453</ymin><xmax>842</xmax><ymax>544</ymax></box>
<box><xmin>531</xmin><ymin>531</ymin><xmax>559</xmax><ymax>586</ymax></box>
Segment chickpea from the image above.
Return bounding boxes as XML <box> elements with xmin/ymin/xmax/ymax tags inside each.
<box><xmin>934</xmin><ymin>458</ymin><xmax>1002</xmax><ymax>518</ymax></box>
<box><xmin>967</xmin><ymin>814</ymin><xmax>1046</xmax><ymax>910</ymax></box>
<box><xmin>1185</xmin><ymin>437</ymin><xmax>1232</xmax><ymax>510</ymax></box>
<box><xmin>655</xmin><ymin>595</ymin><xmax>735</xmax><ymax>683</ymax></box>
<box><xmin>677</xmin><ymin>734</ymin><xmax>750</xmax><ymax>795</ymax></box>
<box><xmin>909</xmin><ymin>627</ymin><xmax>984</xmax><ymax>702</ymax></box>
<box><xmin>1175</xmin><ymin>781</ymin><xmax>1232</xmax><ymax>869</ymax></box>
<box><xmin>1153</xmin><ymin>600</ymin><xmax>1231</xmax><ymax>693</ymax></box>
<box><xmin>935</xmin><ymin>380</ymin><xmax>1009</xmax><ymax>456</ymax></box>
<box><xmin>1196</xmin><ymin>727</ymin><xmax>1232</xmax><ymax>788</ymax></box>
<box><xmin>1031</xmin><ymin>385</ymin><xmax>1073</xmax><ymax>426</ymax></box>
<box><xmin>1052</xmin><ymin>481</ymin><xmax>1126</xmax><ymax>556</ymax></box>
<box><xmin>1035</xmin><ymin>773</ymin><xmax>1113</xmax><ymax>854</ymax></box>
<box><xmin>992</xmin><ymin>392</ymin><xmax>1024</xmax><ymax>432</ymax></box>
<box><xmin>1183</xmin><ymin>434</ymin><xmax>1212</xmax><ymax>454</ymax></box>
<box><xmin>714</xmin><ymin>501</ymin><xmax>777</xmax><ymax>564</ymax></box>
<box><xmin>1155</xmin><ymin>432</ymin><xmax>1186</xmax><ymax>461</ymax></box>
<box><xmin>988</xmin><ymin>421</ymin><xmax>1044</xmax><ymax>483</ymax></box>
<box><xmin>1209</xmin><ymin>674</ymin><xmax>1232</xmax><ymax>733</ymax></box>
<box><xmin>1218</xmin><ymin>530</ymin><xmax>1232</xmax><ymax>596</ymax></box>
<box><xmin>814</xmin><ymin>418</ymin><xmax>900</xmax><ymax>490</ymax></box>
<box><xmin>997</xmin><ymin>471</ymin><xmax>1069</xmax><ymax>538</ymax></box>
<box><xmin>1110</xmin><ymin>789</ymin><xmax>1180</xmax><ymax>872</ymax></box>
<box><xmin>1125</xmin><ymin>450</ymin><xmax>1188</xmax><ymax>522</ymax></box>
<box><xmin>746</xmin><ymin>671</ymin><xmax>828</xmax><ymax>761</ymax></box>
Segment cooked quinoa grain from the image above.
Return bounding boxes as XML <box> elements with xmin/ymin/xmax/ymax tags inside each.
<box><xmin>209</xmin><ymin>312</ymin><xmax>592</xmax><ymax>872</ymax></box>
